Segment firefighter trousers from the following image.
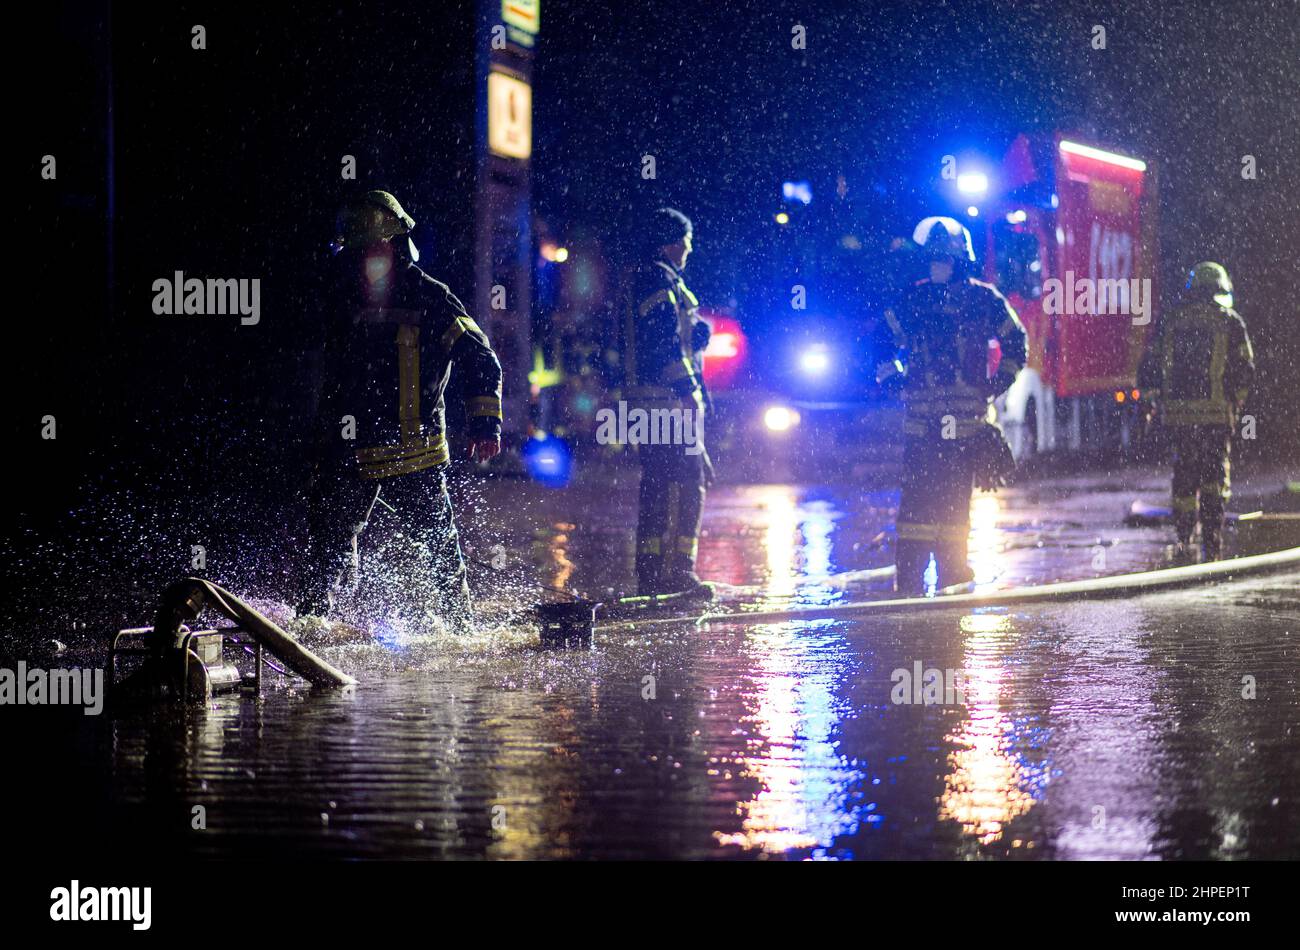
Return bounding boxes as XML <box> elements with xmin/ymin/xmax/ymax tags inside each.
<box><xmin>1170</xmin><ymin>426</ymin><xmax>1232</xmax><ymax>559</ymax></box>
<box><xmin>301</xmin><ymin>460</ymin><xmax>473</xmax><ymax>628</ymax></box>
<box><xmin>896</xmin><ymin>435</ymin><xmax>977</xmax><ymax>594</ymax></box>
<box><xmin>635</xmin><ymin>440</ymin><xmax>707</xmax><ymax>594</ymax></box>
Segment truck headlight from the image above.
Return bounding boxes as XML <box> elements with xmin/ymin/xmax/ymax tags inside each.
<box><xmin>763</xmin><ymin>406</ymin><xmax>800</xmax><ymax>432</ymax></box>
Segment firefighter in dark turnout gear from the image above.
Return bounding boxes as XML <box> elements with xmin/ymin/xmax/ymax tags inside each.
<box><xmin>622</xmin><ymin>207</ymin><xmax>713</xmax><ymax>598</ymax></box>
<box><xmin>1139</xmin><ymin>261</ymin><xmax>1254</xmax><ymax>561</ymax></box>
<box><xmin>298</xmin><ymin>191</ymin><xmax>503</xmax><ymax>629</ymax></box>
<box><xmin>878</xmin><ymin>216</ymin><xmax>1027</xmax><ymax>594</ymax></box>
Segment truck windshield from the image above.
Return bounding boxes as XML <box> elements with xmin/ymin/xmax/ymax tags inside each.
<box><xmin>992</xmin><ymin>222</ymin><xmax>1043</xmax><ymax>300</ymax></box>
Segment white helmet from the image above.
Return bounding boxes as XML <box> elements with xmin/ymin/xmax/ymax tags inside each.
<box><xmin>913</xmin><ymin>216</ymin><xmax>976</xmax><ymax>263</ymax></box>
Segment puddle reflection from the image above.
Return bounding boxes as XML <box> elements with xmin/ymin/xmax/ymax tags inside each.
<box><xmin>713</xmin><ymin>621</ymin><xmax>863</xmax><ymax>855</ymax></box>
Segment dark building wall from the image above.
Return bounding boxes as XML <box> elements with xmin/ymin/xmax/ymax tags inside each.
<box><xmin>14</xmin><ymin>1</ymin><xmax>484</xmax><ymax>527</ymax></box>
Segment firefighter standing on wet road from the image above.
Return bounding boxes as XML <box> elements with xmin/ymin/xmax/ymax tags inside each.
<box><xmin>1139</xmin><ymin>261</ymin><xmax>1254</xmax><ymax>562</ymax></box>
<box><xmin>297</xmin><ymin>191</ymin><xmax>503</xmax><ymax>630</ymax></box>
<box><xmin>620</xmin><ymin>207</ymin><xmax>713</xmax><ymax>598</ymax></box>
<box><xmin>876</xmin><ymin>216</ymin><xmax>1026</xmax><ymax>594</ymax></box>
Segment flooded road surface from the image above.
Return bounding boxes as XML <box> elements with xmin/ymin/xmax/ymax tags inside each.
<box><xmin>93</xmin><ymin>572</ymin><xmax>1300</xmax><ymax>860</ymax></box>
<box><xmin>477</xmin><ymin>465</ymin><xmax>1297</xmax><ymax>614</ymax></box>
<box><xmin>13</xmin><ymin>470</ymin><xmax>1300</xmax><ymax>860</ymax></box>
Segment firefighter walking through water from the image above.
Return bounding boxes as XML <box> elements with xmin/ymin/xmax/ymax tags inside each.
<box><xmin>621</xmin><ymin>207</ymin><xmax>713</xmax><ymax>598</ymax></box>
<box><xmin>878</xmin><ymin>216</ymin><xmax>1026</xmax><ymax>594</ymax></box>
<box><xmin>298</xmin><ymin>191</ymin><xmax>503</xmax><ymax>631</ymax></box>
<box><xmin>1140</xmin><ymin>261</ymin><xmax>1254</xmax><ymax>562</ymax></box>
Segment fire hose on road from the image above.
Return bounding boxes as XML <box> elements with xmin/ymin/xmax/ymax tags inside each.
<box><xmin>593</xmin><ymin>544</ymin><xmax>1300</xmax><ymax>632</ymax></box>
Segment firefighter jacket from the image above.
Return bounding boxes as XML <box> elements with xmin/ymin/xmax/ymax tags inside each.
<box><xmin>622</xmin><ymin>259</ymin><xmax>708</xmax><ymax>414</ymax></box>
<box><xmin>883</xmin><ymin>276</ymin><xmax>1027</xmax><ymax>440</ymax></box>
<box><xmin>1139</xmin><ymin>300</ymin><xmax>1254</xmax><ymax>428</ymax></box>
<box><xmin>318</xmin><ymin>248</ymin><xmax>503</xmax><ymax>480</ymax></box>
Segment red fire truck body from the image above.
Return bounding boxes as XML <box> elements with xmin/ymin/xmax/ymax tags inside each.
<box><xmin>985</xmin><ymin>134</ymin><xmax>1158</xmax><ymax>456</ymax></box>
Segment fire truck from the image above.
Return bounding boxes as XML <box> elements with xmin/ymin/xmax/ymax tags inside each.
<box><xmin>980</xmin><ymin>134</ymin><xmax>1158</xmax><ymax>457</ymax></box>
<box><xmin>695</xmin><ymin>135</ymin><xmax>1160</xmax><ymax>465</ymax></box>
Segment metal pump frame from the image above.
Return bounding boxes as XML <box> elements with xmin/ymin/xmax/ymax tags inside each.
<box><xmin>108</xmin><ymin>624</ymin><xmax>272</xmax><ymax>704</ymax></box>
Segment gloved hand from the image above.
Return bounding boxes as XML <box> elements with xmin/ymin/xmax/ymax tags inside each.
<box><xmin>691</xmin><ymin>319</ymin><xmax>712</xmax><ymax>353</ymax></box>
<box><xmin>972</xmin><ymin>423</ymin><xmax>1015</xmax><ymax>492</ymax></box>
<box><xmin>990</xmin><ymin>369</ymin><xmax>1017</xmax><ymax>398</ymax></box>
<box><xmin>467</xmin><ymin>437</ymin><xmax>501</xmax><ymax>463</ymax></box>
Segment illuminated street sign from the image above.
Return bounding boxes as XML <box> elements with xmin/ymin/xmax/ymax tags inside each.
<box><xmin>502</xmin><ymin>0</ymin><xmax>540</xmax><ymax>46</ymax></box>
<box><xmin>487</xmin><ymin>70</ymin><xmax>532</xmax><ymax>160</ymax></box>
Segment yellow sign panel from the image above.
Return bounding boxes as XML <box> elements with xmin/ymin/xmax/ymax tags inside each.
<box><xmin>487</xmin><ymin>71</ymin><xmax>532</xmax><ymax>160</ymax></box>
<box><xmin>502</xmin><ymin>0</ymin><xmax>540</xmax><ymax>36</ymax></box>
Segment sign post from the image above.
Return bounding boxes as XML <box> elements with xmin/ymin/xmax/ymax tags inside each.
<box><xmin>475</xmin><ymin>0</ymin><xmax>539</xmax><ymax>453</ymax></box>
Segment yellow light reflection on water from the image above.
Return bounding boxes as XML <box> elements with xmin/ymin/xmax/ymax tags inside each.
<box><xmin>710</xmin><ymin>489</ymin><xmax>860</xmax><ymax>854</ymax></box>
<box><xmin>748</xmin><ymin>487</ymin><xmax>842</xmax><ymax>608</ymax></box>
<box><xmin>541</xmin><ymin>522</ymin><xmax>575</xmax><ymax>591</ymax></box>
<box><xmin>715</xmin><ymin>636</ymin><xmax>819</xmax><ymax>852</ymax></box>
<box><xmin>758</xmin><ymin>486</ymin><xmax>800</xmax><ymax>599</ymax></box>
<box><xmin>968</xmin><ymin>493</ymin><xmax>1006</xmax><ymax>588</ymax></box>
<box><xmin>939</xmin><ymin>611</ymin><xmax>1035</xmax><ymax>845</ymax></box>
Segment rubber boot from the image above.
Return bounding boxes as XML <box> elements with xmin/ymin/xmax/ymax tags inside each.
<box><xmin>1200</xmin><ymin>500</ymin><xmax>1225</xmax><ymax>562</ymax></box>
<box><xmin>656</xmin><ymin>484</ymin><xmax>710</xmax><ymax>598</ymax></box>
<box><xmin>936</xmin><ymin>539</ymin><xmax>975</xmax><ymax>590</ymax></box>
<box><xmin>635</xmin><ymin>554</ymin><xmax>662</xmax><ymax>597</ymax></box>
<box><xmin>295</xmin><ymin>546</ymin><xmax>353</xmax><ymax>619</ymax></box>
<box><xmin>656</xmin><ymin>563</ymin><xmax>713</xmax><ymax>600</ymax></box>
<box><xmin>894</xmin><ymin>541</ymin><xmax>930</xmax><ymax>596</ymax></box>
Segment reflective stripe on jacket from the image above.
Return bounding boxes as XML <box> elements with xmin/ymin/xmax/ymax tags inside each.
<box><xmin>889</xmin><ymin>276</ymin><xmax>1027</xmax><ymax>440</ymax></box>
<box><xmin>1139</xmin><ymin>301</ymin><xmax>1254</xmax><ymax>428</ymax></box>
<box><xmin>320</xmin><ymin>254</ymin><xmax>503</xmax><ymax>479</ymax></box>
<box><xmin>623</xmin><ymin>259</ymin><xmax>706</xmax><ymax>411</ymax></box>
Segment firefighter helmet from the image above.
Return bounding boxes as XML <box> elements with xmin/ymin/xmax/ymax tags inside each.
<box><xmin>335</xmin><ymin>191</ymin><xmax>416</xmax><ymax>247</ymax></box>
<box><xmin>913</xmin><ymin>216</ymin><xmax>976</xmax><ymax>263</ymax></box>
<box><xmin>1186</xmin><ymin>261</ymin><xmax>1233</xmax><ymax>307</ymax></box>
<box><xmin>334</xmin><ymin>190</ymin><xmax>419</xmax><ymax>261</ymax></box>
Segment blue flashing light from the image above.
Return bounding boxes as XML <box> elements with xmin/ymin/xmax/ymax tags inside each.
<box><xmin>798</xmin><ymin>343</ymin><xmax>831</xmax><ymax>376</ymax></box>
<box><xmin>782</xmin><ymin>180</ymin><xmax>813</xmax><ymax>205</ymax></box>
<box><xmin>956</xmin><ymin>171</ymin><xmax>988</xmax><ymax>196</ymax></box>
<box><xmin>523</xmin><ymin>433</ymin><xmax>572</xmax><ymax>488</ymax></box>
